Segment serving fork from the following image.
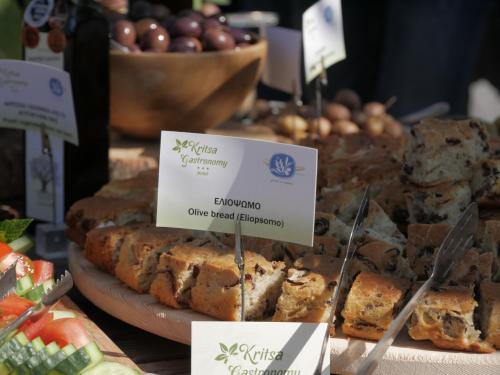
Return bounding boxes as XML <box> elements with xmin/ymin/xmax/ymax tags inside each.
<box><xmin>0</xmin><ymin>270</ymin><xmax>74</xmax><ymax>341</ymax></box>
<box><xmin>0</xmin><ymin>261</ymin><xmax>17</xmax><ymax>301</ymax></box>
<box><xmin>314</xmin><ymin>186</ymin><xmax>371</xmax><ymax>375</ymax></box>
<box><xmin>355</xmin><ymin>202</ymin><xmax>478</xmax><ymax>375</ymax></box>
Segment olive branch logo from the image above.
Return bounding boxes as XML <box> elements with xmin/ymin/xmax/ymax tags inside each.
<box><xmin>214</xmin><ymin>342</ymin><xmax>238</xmax><ymax>364</ymax></box>
<box><xmin>172</xmin><ymin>139</ymin><xmax>189</xmax><ymax>153</ymax></box>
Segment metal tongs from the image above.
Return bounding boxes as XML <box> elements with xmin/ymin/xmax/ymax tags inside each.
<box><xmin>356</xmin><ymin>202</ymin><xmax>478</xmax><ymax>375</ymax></box>
<box><xmin>0</xmin><ymin>271</ymin><xmax>74</xmax><ymax>341</ymax></box>
<box><xmin>314</xmin><ymin>186</ymin><xmax>371</xmax><ymax>375</ymax></box>
<box><xmin>0</xmin><ymin>261</ymin><xmax>18</xmax><ymax>301</ymax></box>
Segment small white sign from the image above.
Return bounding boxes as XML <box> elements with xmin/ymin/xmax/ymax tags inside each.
<box><xmin>157</xmin><ymin>131</ymin><xmax>317</xmax><ymax>246</ymax></box>
<box><xmin>302</xmin><ymin>0</ymin><xmax>346</xmax><ymax>84</ymax></box>
<box><xmin>262</xmin><ymin>27</ymin><xmax>302</xmax><ymax>96</ymax></box>
<box><xmin>0</xmin><ymin>59</ymin><xmax>78</xmax><ymax>145</ymax></box>
<box><xmin>192</xmin><ymin>322</ymin><xmax>330</xmax><ymax>375</ymax></box>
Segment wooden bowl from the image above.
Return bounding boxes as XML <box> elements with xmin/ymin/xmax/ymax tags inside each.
<box><xmin>110</xmin><ymin>40</ymin><xmax>267</xmax><ymax>139</ymax></box>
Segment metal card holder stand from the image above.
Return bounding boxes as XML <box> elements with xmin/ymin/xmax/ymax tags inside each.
<box><xmin>313</xmin><ymin>58</ymin><xmax>328</xmax><ymax>141</ymax></box>
<box><xmin>234</xmin><ymin>219</ymin><xmax>245</xmax><ymax>322</ymax></box>
<box><xmin>35</xmin><ymin>125</ymin><xmax>69</xmax><ymax>259</ymax></box>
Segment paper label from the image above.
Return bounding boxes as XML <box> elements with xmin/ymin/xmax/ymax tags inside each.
<box><xmin>303</xmin><ymin>0</ymin><xmax>346</xmax><ymax>83</ymax></box>
<box><xmin>262</xmin><ymin>27</ymin><xmax>302</xmax><ymax>96</ymax></box>
<box><xmin>0</xmin><ymin>59</ymin><xmax>78</xmax><ymax>145</ymax></box>
<box><xmin>24</xmin><ymin>0</ymin><xmax>54</xmax><ymax>28</ymax></box>
<box><xmin>157</xmin><ymin>131</ymin><xmax>317</xmax><ymax>246</ymax></box>
<box><xmin>192</xmin><ymin>322</ymin><xmax>330</xmax><ymax>375</ymax></box>
<box><xmin>23</xmin><ymin>32</ymin><xmax>65</xmax><ymax>223</ymax></box>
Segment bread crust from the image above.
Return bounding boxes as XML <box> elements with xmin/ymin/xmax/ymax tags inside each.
<box><xmin>149</xmin><ymin>245</ymin><xmax>223</xmax><ymax>309</ymax></box>
<box><xmin>480</xmin><ymin>281</ymin><xmax>500</xmax><ymax>348</ymax></box>
<box><xmin>341</xmin><ymin>272</ymin><xmax>410</xmax><ymax>341</ymax></box>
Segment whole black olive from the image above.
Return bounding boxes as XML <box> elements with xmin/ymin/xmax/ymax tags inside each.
<box><xmin>113</xmin><ymin>20</ymin><xmax>136</xmax><ymax>48</ymax></box>
<box><xmin>168</xmin><ymin>36</ymin><xmax>202</xmax><ymax>53</ymax></box>
<box><xmin>170</xmin><ymin>17</ymin><xmax>202</xmax><ymax>39</ymax></box>
<box><xmin>135</xmin><ymin>18</ymin><xmax>159</xmax><ymax>39</ymax></box>
<box><xmin>314</xmin><ymin>218</ymin><xmax>330</xmax><ymax>236</ymax></box>
<box><xmin>177</xmin><ymin>9</ymin><xmax>204</xmax><ymax>23</ymax></box>
<box><xmin>229</xmin><ymin>28</ymin><xmax>257</xmax><ymax>45</ymax></box>
<box><xmin>140</xmin><ymin>26</ymin><xmax>170</xmax><ymax>52</ymax></box>
<box><xmin>203</xmin><ymin>28</ymin><xmax>235</xmax><ymax>51</ymax></box>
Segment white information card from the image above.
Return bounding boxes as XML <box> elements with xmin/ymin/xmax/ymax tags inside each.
<box><xmin>303</xmin><ymin>0</ymin><xmax>346</xmax><ymax>84</ymax></box>
<box><xmin>0</xmin><ymin>59</ymin><xmax>78</xmax><ymax>145</ymax></box>
<box><xmin>157</xmin><ymin>131</ymin><xmax>317</xmax><ymax>246</ymax></box>
<box><xmin>192</xmin><ymin>322</ymin><xmax>330</xmax><ymax>375</ymax></box>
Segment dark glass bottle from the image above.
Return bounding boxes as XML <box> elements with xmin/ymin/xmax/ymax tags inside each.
<box><xmin>64</xmin><ymin>0</ymin><xmax>109</xmax><ymax>208</ymax></box>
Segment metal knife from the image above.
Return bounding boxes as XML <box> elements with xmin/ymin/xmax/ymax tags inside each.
<box><xmin>0</xmin><ymin>261</ymin><xmax>17</xmax><ymax>301</ymax></box>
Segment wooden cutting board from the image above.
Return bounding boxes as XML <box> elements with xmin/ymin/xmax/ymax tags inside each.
<box><xmin>56</xmin><ymin>297</ymin><xmax>141</xmax><ymax>373</ymax></box>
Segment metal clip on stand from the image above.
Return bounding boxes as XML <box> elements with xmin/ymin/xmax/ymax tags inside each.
<box><xmin>234</xmin><ymin>219</ymin><xmax>245</xmax><ymax>322</ymax></box>
<box><xmin>314</xmin><ymin>57</ymin><xmax>328</xmax><ymax>140</ymax></box>
<box><xmin>41</xmin><ymin>126</ymin><xmax>57</xmax><ymax>225</ymax></box>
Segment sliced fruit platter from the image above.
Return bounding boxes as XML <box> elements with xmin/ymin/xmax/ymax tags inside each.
<box><xmin>0</xmin><ymin>219</ymin><xmax>139</xmax><ymax>375</ymax></box>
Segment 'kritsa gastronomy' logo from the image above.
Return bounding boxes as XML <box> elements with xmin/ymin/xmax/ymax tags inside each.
<box><xmin>269</xmin><ymin>153</ymin><xmax>296</xmax><ymax>178</ymax></box>
<box><xmin>171</xmin><ymin>138</ymin><xmax>228</xmax><ymax>176</ymax></box>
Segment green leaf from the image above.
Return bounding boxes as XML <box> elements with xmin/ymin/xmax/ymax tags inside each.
<box><xmin>0</xmin><ymin>219</ymin><xmax>33</xmax><ymax>243</ymax></box>
<box><xmin>176</xmin><ymin>139</ymin><xmax>182</xmax><ymax>146</ymax></box>
<box><xmin>182</xmin><ymin>140</ymin><xmax>188</xmax><ymax>147</ymax></box>
<box><xmin>219</xmin><ymin>343</ymin><xmax>229</xmax><ymax>353</ymax></box>
<box><xmin>229</xmin><ymin>343</ymin><xmax>238</xmax><ymax>354</ymax></box>
<box><xmin>0</xmin><ymin>231</ymin><xmax>6</xmax><ymax>243</ymax></box>
<box><xmin>172</xmin><ymin>146</ymin><xmax>180</xmax><ymax>152</ymax></box>
<box><xmin>215</xmin><ymin>354</ymin><xmax>227</xmax><ymax>361</ymax></box>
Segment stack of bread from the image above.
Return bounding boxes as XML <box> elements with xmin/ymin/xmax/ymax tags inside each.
<box><xmin>66</xmin><ymin>118</ymin><xmax>500</xmax><ymax>354</ymax></box>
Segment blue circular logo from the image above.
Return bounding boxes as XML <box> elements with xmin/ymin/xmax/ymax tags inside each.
<box><xmin>49</xmin><ymin>78</ymin><xmax>63</xmax><ymax>96</ymax></box>
<box><xmin>324</xmin><ymin>6</ymin><xmax>333</xmax><ymax>24</ymax></box>
<box><xmin>269</xmin><ymin>153</ymin><xmax>296</xmax><ymax>178</ymax></box>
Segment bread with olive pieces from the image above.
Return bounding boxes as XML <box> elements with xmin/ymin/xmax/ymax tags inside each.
<box><xmin>190</xmin><ymin>251</ymin><xmax>286</xmax><ymax>321</ymax></box>
<box><xmin>267</xmin><ymin>236</ymin><xmax>342</xmax><ymax>265</ymax></box>
<box><xmin>364</xmin><ymin>200</ymin><xmax>406</xmax><ymax>248</ymax></box>
<box><xmin>479</xmin><ymin>281</ymin><xmax>500</xmax><ymax>348</ymax></box>
<box><xmin>402</xmin><ymin>118</ymin><xmax>489</xmax><ymax>186</ymax></box>
<box><xmin>350</xmin><ymin>241</ymin><xmax>415</xmax><ymax>280</ymax></box>
<box><xmin>65</xmin><ymin>196</ymin><xmax>153</xmax><ymax>246</ymax></box>
<box><xmin>83</xmin><ymin>223</ymin><xmax>149</xmax><ymax>275</ymax></box>
<box><xmin>150</xmin><ymin>244</ymin><xmax>224</xmax><ymax>309</ymax></box>
<box><xmin>408</xmin><ymin>286</ymin><xmax>494</xmax><ymax>353</ymax></box>
<box><xmin>341</xmin><ymin>272</ymin><xmax>410</xmax><ymax>341</ymax></box>
<box><xmin>406</xmin><ymin>223</ymin><xmax>452</xmax><ymax>280</ymax></box>
<box><xmin>472</xmin><ymin>160</ymin><xmax>500</xmax><ymax>207</ymax></box>
<box><xmin>273</xmin><ymin>255</ymin><xmax>342</xmax><ymax>334</ymax></box>
<box><xmin>115</xmin><ymin>227</ymin><xmax>191</xmax><ymax>293</ymax></box>
<box><xmin>405</xmin><ymin>181</ymin><xmax>472</xmax><ymax>225</ymax></box>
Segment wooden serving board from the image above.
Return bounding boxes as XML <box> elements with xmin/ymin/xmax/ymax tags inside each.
<box><xmin>68</xmin><ymin>245</ymin><xmax>500</xmax><ymax>375</ymax></box>
<box><xmin>56</xmin><ymin>297</ymin><xmax>141</xmax><ymax>373</ymax></box>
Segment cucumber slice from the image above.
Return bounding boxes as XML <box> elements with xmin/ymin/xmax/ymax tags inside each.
<box><xmin>8</xmin><ymin>235</ymin><xmax>34</xmax><ymax>254</ymax></box>
<box><xmin>15</xmin><ymin>275</ymin><xmax>34</xmax><ymax>296</ymax></box>
<box><xmin>43</xmin><ymin>279</ymin><xmax>56</xmax><ymax>293</ymax></box>
<box><xmin>0</xmin><ymin>331</ymin><xmax>29</xmax><ymax>359</ymax></box>
<box><xmin>81</xmin><ymin>362</ymin><xmax>140</xmax><ymax>375</ymax></box>
<box><xmin>42</xmin><ymin>344</ymin><xmax>76</xmax><ymax>375</ymax></box>
<box><xmin>11</xmin><ymin>337</ymin><xmax>46</xmax><ymax>375</ymax></box>
<box><xmin>25</xmin><ymin>342</ymin><xmax>59</xmax><ymax>374</ymax></box>
<box><xmin>24</xmin><ymin>284</ymin><xmax>44</xmax><ymax>303</ymax></box>
<box><xmin>51</xmin><ymin>310</ymin><xmax>77</xmax><ymax>320</ymax></box>
<box><xmin>4</xmin><ymin>342</ymin><xmax>36</xmax><ymax>370</ymax></box>
<box><xmin>56</xmin><ymin>342</ymin><xmax>103</xmax><ymax>375</ymax></box>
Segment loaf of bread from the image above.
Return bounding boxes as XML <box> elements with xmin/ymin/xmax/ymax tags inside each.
<box><xmin>190</xmin><ymin>251</ymin><xmax>286</xmax><ymax>321</ymax></box>
<box><xmin>364</xmin><ymin>200</ymin><xmax>406</xmax><ymax>248</ymax></box>
<box><xmin>115</xmin><ymin>226</ymin><xmax>191</xmax><ymax>293</ymax></box>
<box><xmin>273</xmin><ymin>255</ymin><xmax>342</xmax><ymax>333</ymax></box>
<box><xmin>83</xmin><ymin>223</ymin><xmax>147</xmax><ymax>275</ymax></box>
<box><xmin>341</xmin><ymin>272</ymin><xmax>410</xmax><ymax>341</ymax></box>
<box><xmin>405</xmin><ymin>181</ymin><xmax>472</xmax><ymax>225</ymax></box>
<box><xmin>479</xmin><ymin>281</ymin><xmax>500</xmax><ymax>349</ymax></box>
<box><xmin>408</xmin><ymin>286</ymin><xmax>494</xmax><ymax>353</ymax></box>
<box><xmin>403</xmin><ymin>119</ymin><xmax>489</xmax><ymax>186</ymax></box>
<box><xmin>314</xmin><ymin>212</ymin><xmax>351</xmax><ymax>249</ymax></box>
<box><xmin>65</xmin><ymin>196</ymin><xmax>153</xmax><ymax>246</ymax></box>
<box><xmin>150</xmin><ymin>244</ymin><xmax>224</xmax><ymax>309</ymax></box>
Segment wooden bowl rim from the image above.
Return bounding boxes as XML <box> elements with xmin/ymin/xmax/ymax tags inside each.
<box><xmin>110</xmin><ymin>39</ymin><xmax>267</xmax><ymax>60</ymax></box>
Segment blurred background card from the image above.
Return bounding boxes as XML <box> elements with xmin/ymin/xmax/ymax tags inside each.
<box><xmin>262</xmin><ymin>26</ymin><xmax>302</xmax><ymax>96</ymax></box>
